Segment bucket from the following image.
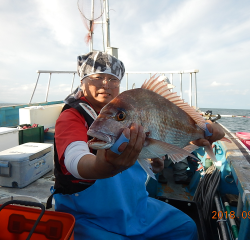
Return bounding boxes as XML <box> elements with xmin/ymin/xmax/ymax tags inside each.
<box><xmin>236</xmin><ymin>132</ymin><xmax>250</xmax><ymax>150</ymax></box>
<box><xmin>0</xmin><ymin>200</ymin><xmax>75</xmax><ymax>240</ymax></box>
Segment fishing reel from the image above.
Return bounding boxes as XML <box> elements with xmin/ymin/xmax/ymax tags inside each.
<box><xmin>205</xmin><ymin>110</ymin><xmax>213</xmax><ymax>116</ymax></box>
<box><xmin>210</xmin><ymin>114</ymin><xmax>221</xmax><ymax>122</ymax></box>
<box><xmin>203</xmin><ymin>110</ymin><xmax>221</xmax><ymax>122</ymax></box>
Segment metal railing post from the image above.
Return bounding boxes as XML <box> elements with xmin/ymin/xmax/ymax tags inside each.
<box><xmin>29</xmin><ymin>73</ymin><xmax>40</xmax><ymax>104</ymax></box>
<box><xmin>194</xmin><ymin>72</ymin><xmax>197</xmax><ymax>109</ymax></box>
<box><xmin>189</xmin><ymin>73</ymin><xmax>192</xmax><ymax>107</ymax></box>
<box><xmin>45</xmin><ymin>73</ymin><xmax>52</xmax><ymax>102</ymax></box>
<box><xmin>170</xmin><ymin>73</ymin><xmax>173</xmax><ymax>92</ymax></box>
<box><xmin>180</xmin><ymin>73</ymin><xmax>183</xmax><ymax>99</ymax></box>
<box><xmin>71</xmin><ymin>73</ymin><xmax>76</xmax><ymax>93</ymax></box>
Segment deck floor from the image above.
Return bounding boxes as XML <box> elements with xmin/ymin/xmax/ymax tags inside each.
<box><xmin>157</xmin><ymin>168</ymin><xmax>194</xmax><ymax>201</ymax></box>
<box><xmin>0</xmin><ymin>171</ymin><xmax>54</xmax><ymax>205</ymax></box>
<box><xmin>0</xmin><ymin>167</ymin><xmax>194</xmax><ymax>206</ymax></box>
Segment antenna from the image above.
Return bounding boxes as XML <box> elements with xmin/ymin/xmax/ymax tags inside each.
<box><xmin>77</xmin><ymin>0</ymin><xmax>104</xmax><ymax>51</ymax></box>
<box><xmin>77</xmin><ymin>0</ymin><xmax>118</xmax><ymax>57</ymax></box>
<box><xmin>104</xmin><ymin>0</ymin><xmax>110</xmax><ymax>48</ymax></box>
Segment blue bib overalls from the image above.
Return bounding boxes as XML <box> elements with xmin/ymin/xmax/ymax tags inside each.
<box><xmin>54</xmin><ymin>162</ymin><xmax>198</xmax><ymax>240</ymax></box>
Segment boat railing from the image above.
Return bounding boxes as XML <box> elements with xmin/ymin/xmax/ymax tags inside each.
<box><xmin>29</xmin><ymin>70</ymin><xmax>78</xmax><ymax>104</ymax></box>
<box><xmin>125</xmin><ymin>70</ymin><xmax>199</xmax><ymax>109</ymax></box>
<box><xmin>31</xmin><ymin>69</ymin><xmax>199</xmax><ymax>108</ymax></box>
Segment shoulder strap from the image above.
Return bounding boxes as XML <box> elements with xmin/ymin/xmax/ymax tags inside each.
<box><xmin>46</xmin><ymin>99</ymin><xmax>97</xmax><ymax>209</ymax></box>
<box><xmin>65</xmin><ymin>99</ymin><xmax>96</xmax><ymax>129</ymax></box>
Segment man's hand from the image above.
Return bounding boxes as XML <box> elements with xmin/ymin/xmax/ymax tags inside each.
<box><xmin>97</xmin><ymin>123</ymin><xmax>145</xmax><ymax>175</ymax></box>
<box><xmin>78</xmin><ymin>123</ymin><xmax>145</xmax><ymax>179</ymax></box>
<box><xmin>150</xmin><ymin>156</ymin><xmax>165</xmax><ymax>173</ymax></box>
<box><xmin>191</xmin><ymin>120</ymin><xmax>225</xmax><ymax>147</ymax></box>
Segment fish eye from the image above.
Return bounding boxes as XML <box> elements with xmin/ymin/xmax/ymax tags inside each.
<box><xmin>116</xmin><ymin>111</ymin><xmax>126</xmax><ymax>121</ymax></box>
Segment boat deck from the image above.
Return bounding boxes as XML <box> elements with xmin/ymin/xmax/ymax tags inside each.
<box><xmin>0</xmin><ymin>168</ymin><xmax>193</xmax><ymax>212</ymax></box>
<box><xmin>157</xmin><ymin>168</ymin><xmax>193</xmax><ymax>201</ymax></box>
<box><xmin>0</xmin><ymin>171</ymin><xmax>54</xmax><ymax>206</ymax></box>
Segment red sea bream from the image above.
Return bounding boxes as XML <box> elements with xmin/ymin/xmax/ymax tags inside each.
<box><xmin>86</xmin><ymin>76</ymin><xmax>217</xmax><ymax>179</ymax></box>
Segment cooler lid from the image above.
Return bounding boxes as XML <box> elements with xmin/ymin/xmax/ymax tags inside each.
<box><xmin>0</xmin><ymin>142</ymin><xmax>53</xmax><ymax>161</ymax></box>
<box><xmin>0</xmin><ymin>127</ymin><xmax>18</xmax><ymax>135</ymax></box>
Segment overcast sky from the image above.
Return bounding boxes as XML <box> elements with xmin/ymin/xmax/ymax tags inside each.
<box><xmin>0</xmin><ymin>0</ymin><xmax>249</xmax><ymax>110</ymax></box>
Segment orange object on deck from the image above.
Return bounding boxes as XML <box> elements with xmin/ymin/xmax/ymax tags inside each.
<box><xmin>0</xmin><ymin>202</ymin><xmax>75</xmax><ymax>240</ymax></box>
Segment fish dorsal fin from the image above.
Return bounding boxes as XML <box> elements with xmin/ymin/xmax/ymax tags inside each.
<box><xmin>141</xmin><ymin>75</ymin><xmax>206</xmax><ymax>130</ymax></box>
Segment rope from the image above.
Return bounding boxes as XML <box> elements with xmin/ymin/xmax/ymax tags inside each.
<box><xmin>193</xmin><ymin>164</ymin><xmax>220</xmax><ymax>236</ymax></box>
<box><xmin>77</xmin><ymin>0</ymin><xmax>104</xmax><ymax>21</ymax></box>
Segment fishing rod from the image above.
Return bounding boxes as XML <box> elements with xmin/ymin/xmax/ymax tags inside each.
<box><xmin>199</xmin><ymin>110</ymin><xmax>250</xmax><ymax>122</ymax></box>
<box><xmin>217</xmin><ymin>115</ymin><xmax>250</xmax><ymax>118</ymax></box>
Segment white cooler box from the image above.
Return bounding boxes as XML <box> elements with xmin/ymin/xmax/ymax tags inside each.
<box><xmin>0</xmin><ymin>127</ymin><xmax>19</xmax><ymax>152</ymax></box>
<box><xmin>0</xmin><ymin>142</ymin><xmax>53</xmax><ymax>188</ymax></box>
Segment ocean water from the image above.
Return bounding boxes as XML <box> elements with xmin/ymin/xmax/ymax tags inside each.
<box><xmin>0</xmin><ymin>103</ymin><xmax>23</xmax><ymax>107</ymax></box>
<box><xmin>1</xmin><ymin>103</ymin><xmax>249</xmax><ymax>133</ymax></box>
<box><xmin>200</xmin><ymin>108</ymin><xmax>250</xmax><ymax>133</ymax></box>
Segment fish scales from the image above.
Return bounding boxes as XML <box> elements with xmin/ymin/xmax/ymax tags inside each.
<box><xmin>84</xmin><ymin>76</ymin><xmax>221</xmax><ymax>178</ymax></box>
<box><xmin>88</xmin><ymin>88</ymin><xmax>204</xmax><ymax>156</ymax></box>
<box><xmin>119</xmin><ymin>88</ymin><xmax>203</xmax><ymax>147</ymax></box>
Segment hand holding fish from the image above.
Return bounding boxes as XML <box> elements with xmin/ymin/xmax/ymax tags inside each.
<box><xmin>150</xmin><ymin>157</ymin><xmax>165</xmax><ymax>173</ymax></box>
<box><xmin>87</xmin><ymin>75</ymin><xmax>230</xmax><ymax>179</ymax></box>
<box><xmin>205</xmin><ymin>121</ymin><xmax>225</xmax><ymax>144</ymax></box>
<box><xmin>191</xmin><ymin>121</ymin><xmax>225</xmax><ymax>146</ymax></box>
<box><xmin>104</xmin><ymin>123</ymin><xmax>145</xmax><ymax>175</ymax></box>
<box><xmin>76</xmin><ymin>123</ymin><xmax>145</xmax><ymax>179</ymax></box>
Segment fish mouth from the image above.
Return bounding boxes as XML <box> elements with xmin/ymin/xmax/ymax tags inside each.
<box><xmin>87</xmin><ymin>129</ymin><xmax>115</xmax><ymax>149</ymax></box>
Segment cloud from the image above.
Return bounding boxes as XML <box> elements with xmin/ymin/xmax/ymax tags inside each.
<box><xmin>211</xmin><ymin>81</ymin><xmax>232</xmax><ymax>87</ymax></box>
<box><xmin>34</xmin><ymin>0</ymin><xmax>78</xmax><ymax>46</ymax></box>
<box><xmin>220</xmin><ymin>89</ymin><xmax>249</xmax><ymax>95</ymax></box>
<box><xmin>0</xmin><ymin>0</ymin><xmax>250</xmax><ymax>109</ymax></box>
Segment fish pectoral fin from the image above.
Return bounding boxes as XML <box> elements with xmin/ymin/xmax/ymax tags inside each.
<box><xmin>168</xmin><ymin>152</ymin><xmax>199</xmax><ymax>163</ymax></box>
<box><xmin>79</xmin><ymin>103</ymin><xmax>98</xmax><ymax>120</ymax></box>
<box><xmin>183</xmin><ymin>144</ymin><xmax>200</xmax><ymax>153</ymax></box>
<box><xmin>168</xmin><ymin>144</ymin><xmax>200</xmax><ymax>163</ymax></box>
<box><xmin>137</xmin><ymin>159</ymin><xmax>156</xmax><ymax>180</ymax></box>
<box><xmin>204</xmin><ymin>145</ymin><xmax>217</xmax><ymax>162</ymax></box>
<box><xmin>168</xmin><ymin>153</ymin><xmax>187</xmax><ymax>163</ymax></box>
<box><xmin>146</xmin><ymin>138</ymin><xmax>200</xmax><ymax>163</ymax></box>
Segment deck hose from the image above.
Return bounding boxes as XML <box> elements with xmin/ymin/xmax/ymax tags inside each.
<box><xmin>193</xmin><ymin>164</ymin><xmax>221</xmax><ymax>238</ymax></box>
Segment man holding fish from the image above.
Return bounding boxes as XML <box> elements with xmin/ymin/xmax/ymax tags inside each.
<box><xmin>49</xmin><ymin>51</ymin><xmax>224</xmax><ymax>239</ymax></box>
